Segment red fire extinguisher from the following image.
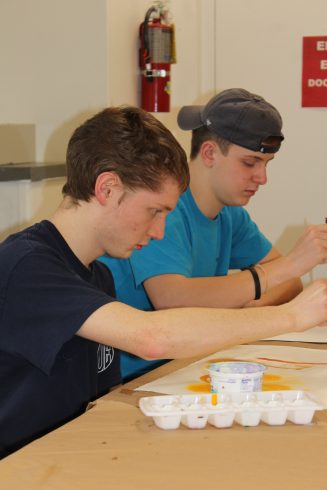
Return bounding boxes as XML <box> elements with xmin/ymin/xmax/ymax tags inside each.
<box><xmin>139</xmin><ymin>3</ymin><xmax>176</xmax><ymax>113</ymax></box>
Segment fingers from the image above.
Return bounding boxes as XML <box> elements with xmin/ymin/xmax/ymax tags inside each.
<box><xmin>302</xmin><ymin>224</ymin><xmax>327</xmax><ymax>258</ymax></box>
<box><xmin>309</xmin><ymin>225</ymin><xmax>327</xmax><ymax>262</ymax></box>
<box><xmin>305</xmin><ymin>223</ymin><xmax>327</xmax><ymax>237</ymax></box>
<box><xmin>288</xmin><ymin>225</ymin><xmax>327</xmax><ymax>275</ymax></box>
<box><xmin>304</xmin><ymin>223</ymin><xmax>327</xmax><ymax>238</ymax></box>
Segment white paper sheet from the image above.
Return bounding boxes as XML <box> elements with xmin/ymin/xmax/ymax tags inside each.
<box><xmin>136</xmin><ymin>344</ymin><xmax>327</xmax><ymax>406</ymax></box>
<box><xmin>265</xmin><ymin>325</ymin><xmax>327</xmax><ymax>343</ymax></box>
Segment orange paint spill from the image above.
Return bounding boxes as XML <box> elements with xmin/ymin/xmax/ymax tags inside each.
<box><xmin>262</xmin><ymin>383</ymin><xmax>290</xmax><ymax>391</ymax></box>
<box><xmin>262</xmin><ymin>373</ymin><xmax>291</xmax><ymax>391</ymax></box>
<box><xmin>264</xmin><ymin>374</ymin><xmax>281</xmax><ymax>382</ymax></box>
<box><xmin>262</xmin><ymin>374</ymin><xmax>298</xmax><ymax>391</ymax></box>
<box><xmin>187</xmin><ymin>383</ymin><xmax>211</xmax><ymax>393</ymax></box>
<box><xmin>200</xmin><ymin>374</ymin><xmax>210</xmax><ymax>383</ymax></box>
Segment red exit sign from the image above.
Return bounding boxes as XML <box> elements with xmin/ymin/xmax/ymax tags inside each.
<box><xmin>302</xmin><ymin>36</ymin><xmax>327</xmax><ymax>107</ymax></box>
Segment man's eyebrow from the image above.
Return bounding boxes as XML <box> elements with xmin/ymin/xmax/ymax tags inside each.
<box><xmin>154</xmin><ymin>203</ymin><xmax>174</xmax><ymax>212</ymax></box>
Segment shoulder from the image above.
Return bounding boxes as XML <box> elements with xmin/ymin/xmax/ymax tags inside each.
<box><xmin>0</xmin><ymin>223</ymin><xmax>46</xmax><ymax>275</ymax></box>
<box><xmin>221</xmin><ymin>206</ymin><xmax>254</xmax><ymax>228</ymax></box>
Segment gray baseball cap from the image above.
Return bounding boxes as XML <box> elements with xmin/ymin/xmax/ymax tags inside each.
<box><xmin>177</xmin><ymin>88</ymin><xmax>284</xmax><ymax>153</ymax></box>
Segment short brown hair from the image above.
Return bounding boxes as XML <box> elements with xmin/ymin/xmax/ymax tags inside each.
<box><xmin>63</xmin><ymin>106</ymin><xmax>189</xmax><ymax>202</ymax></box>
<box><xmin>190</xmin><ymin>126</ymin><xmax>231</xmax><ymax>159</ymax></box>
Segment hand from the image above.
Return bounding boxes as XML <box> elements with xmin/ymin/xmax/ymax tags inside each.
<box><xmin>286</xmin><ymin>224</ymin><xmax>327</xmax><ymax>277</ymax></box>
<box><xmin>288</xmin><ymin>279</ymin><xmax>327</xmax><ymax>331</ymax></box>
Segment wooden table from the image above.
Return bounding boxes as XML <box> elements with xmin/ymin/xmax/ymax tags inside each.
<box><xmin>1</xmin><ymin>341</ymin><xmax>326</xmax><ymax>489</ymax></box>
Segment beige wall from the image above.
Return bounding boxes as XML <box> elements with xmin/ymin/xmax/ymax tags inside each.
<box><xmin>0</xmin><ymin>0</ymin><xmax>108</xmax><ymax>162</ymax></box>
<box><xmin>0</xmin><ymin>177</ymin><xmax>66</xmax><ymax>241</ymax></box>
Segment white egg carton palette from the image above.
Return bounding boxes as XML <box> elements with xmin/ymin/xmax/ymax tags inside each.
<box><xmin>139</xmin><ymin>391</ymin><xmax>325</xmax><ymax>430</ymax></box>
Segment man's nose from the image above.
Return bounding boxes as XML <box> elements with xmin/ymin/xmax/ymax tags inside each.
<box><xmin>148</xmin><ymin>217</ymin><xmax>165</xmax><ymax>241</ymax></box>
<box><xmin>253</xmin><ymin>166</ymin><xmax>267</xmax><ymax>185</ymax></box>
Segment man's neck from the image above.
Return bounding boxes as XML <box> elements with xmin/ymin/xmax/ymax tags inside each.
<box><xmin>189</xmin><ymin>157</ymin><xmax>224</xmax><ymax>219</ymax></box>
<box><xmin>50</xmin><ymin>198</ymin><xmax>103</xmax><ymax>268</ymax></box>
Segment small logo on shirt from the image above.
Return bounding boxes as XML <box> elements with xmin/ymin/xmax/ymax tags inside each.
<box><xmin>97</xmin><ymin>345</ymin><xmax>114</xmax><ymax>373</ymax></box>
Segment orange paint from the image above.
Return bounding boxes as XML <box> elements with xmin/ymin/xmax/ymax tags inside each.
<box><xmin>262</xmin><ymin>373</ymin><xmax>290</xmax><ymax>390</ymax></box>
<box><xmin>187</xmin><ymin>383</ymin><xmax>211</xmax><ymax>393</ymax></box>
<box><xmin>263</xmin><ymin>374</ymin><xmax>281</xmax><ymax>382</ymax></box>
<box><xmin>262</xmin><ymin>373</ymin><xmax>300</xmax><ymax>391</ymax></box>
<box><xmin>262</xmin><ymin>383</ymin><xmax>290</xmax><ymax>391</ymax></box>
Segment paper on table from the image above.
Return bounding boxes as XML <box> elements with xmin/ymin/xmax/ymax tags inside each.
<box><xmin>136</xmin><ymin>344</ymin><xmax>327</xmax><ymax>406</ymax></box>
<box><xmin>265</xmin><ymin>325</ymin><xmax>327</xmax><ymax>343</ymax></box>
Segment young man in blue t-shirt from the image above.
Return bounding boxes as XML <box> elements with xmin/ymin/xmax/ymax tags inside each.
<box><xmin>100</xmin><ymin>88</ymin><xmax>327</xmax><ymax>380</ymax></box>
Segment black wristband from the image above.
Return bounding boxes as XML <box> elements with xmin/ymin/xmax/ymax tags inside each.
<box><xmin>242</xmin><ymin>266</ymin><xmax>261</xmax><ymax>300</ymax></box>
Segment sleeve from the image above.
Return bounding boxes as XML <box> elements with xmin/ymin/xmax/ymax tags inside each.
<box><xmin>130</xmin><ymin>208</ymin><xmax>193</xmax><ymax>287</ymax></box>
<box><xmin>229</xmin><ymin>207</ymin><xmax>272</xmax><ymax>269</ymax></box>
<box><xmin>0</xmin><ymin>252</ymin><xmax>115</xmax><ymax>373</ymax></box>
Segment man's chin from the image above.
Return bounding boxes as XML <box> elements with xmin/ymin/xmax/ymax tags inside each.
<box><xmin>225</xmin><ymin>197</ymin><xmax>250</xmax><ymax>207</ymax></box>
<box><xmin>107</xmin><ymin>249</ymin><xmax>133</xmax><ymax>259</ymax></box>
<box><xmin>120</xmin><ymin>250</ymin><xmax>133</xmax><ymax>259</ymax></box>
<box><xmin>237</xmin><ymin>195</ymin><xmax>252</xmax><ymax>206</ymax></box>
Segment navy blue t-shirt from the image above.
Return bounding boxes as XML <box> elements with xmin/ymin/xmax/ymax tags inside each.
<box><xmin>0</xmin><ymin>220</ymin><xmax>119</xmax><ymax>457</ymax></box>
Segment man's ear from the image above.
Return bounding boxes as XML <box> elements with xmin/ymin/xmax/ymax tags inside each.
<box><xmin>200</xmin><ymin>140</ymin><xmax>219</xmax><ymax>168</ymax></box>
<box><xmin>95</xmin><ymin>172</ymin><xmax>122</xmax><ymax>205</ymax></box>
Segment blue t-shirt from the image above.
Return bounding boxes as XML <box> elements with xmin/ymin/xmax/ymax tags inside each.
<box><xmin>0</xmin><ymin>220</ymin><xmax>119</xmax><ymax>457</ymax></box>
<box><xmin>99</xmin><ymin>188</ymin><xmax>272</xmax><ymax>380</ymax></box>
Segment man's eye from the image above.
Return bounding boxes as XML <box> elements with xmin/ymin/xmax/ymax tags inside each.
<box><xmin>243</xmin><ymin>161</ymin><xmax>255</xmax><ymax>167</ymax></box>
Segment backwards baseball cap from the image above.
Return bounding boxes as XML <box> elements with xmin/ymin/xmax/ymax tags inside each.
<box><xmin>177</xmin><ymin>88</ymin><xmax>284</xmax><ymax>153</ymax></box>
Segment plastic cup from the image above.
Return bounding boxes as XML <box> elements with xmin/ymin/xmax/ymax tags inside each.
<box><xmin>208</xmin><ymin>361</ymin><xmax>266</xmax><ymax>393</ymax></box>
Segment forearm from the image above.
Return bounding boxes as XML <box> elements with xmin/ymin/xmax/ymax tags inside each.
<box><xmin>78</xmin><ymin>299</ymin><xmax>294</xmax><ymax>359</ymax></box>
<box><xmin>145</xmin><ymin>265</ymin><xmax>303</xmax><ymax>310</ymax></box>
<box><xmin>145</xmin><ymin>304</ymin><xmax>295</xmax><ymax>359</ymax></box>
<box><xmin>257</xmin><ymin>255</ymin><xmax>302</xmax><ymax>291</ymax></box>
<box><xmin>145</xmin><ymin>272</ymin><xmax>265</xmax><ymax>309</ymax></box>
<box><xmin>245</xmin><ymin>277</ymin><xmax>303</xmax><ymax>307</ymax></box>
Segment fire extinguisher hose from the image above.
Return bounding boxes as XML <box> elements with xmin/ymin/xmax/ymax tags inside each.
<box><xmin>143</xmin><ymin>6</ymin><xmax>157</xmax><ymax>66</ymax></box>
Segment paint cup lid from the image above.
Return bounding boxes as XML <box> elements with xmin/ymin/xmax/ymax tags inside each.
<box><xmin>208</xmin><ymin>361</ymin><xmax>266</xmax><ymax>375</ymax></box>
